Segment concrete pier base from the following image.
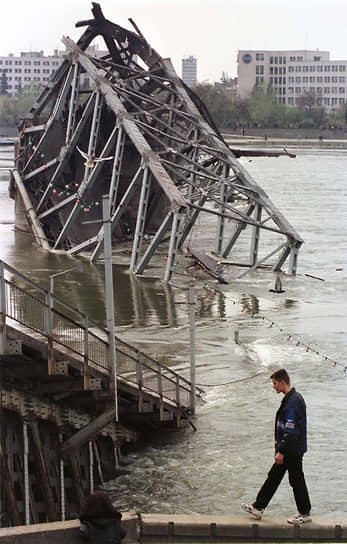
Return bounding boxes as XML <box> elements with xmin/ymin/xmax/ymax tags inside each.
<box><xmin>0</xmin><ymin>513</ymin><xmax>347</xmax><ymax>543</ymax></box>
<box><xmin>141</xmin><ymin>514</ymin><xmax>347</xmax><ymax>542</ymax></box>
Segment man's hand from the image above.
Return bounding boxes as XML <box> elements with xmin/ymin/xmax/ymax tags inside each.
<box><xmin>275</xmin><ymin>452</ymin><xmax>284</xmax><ymax>464</ymax></box>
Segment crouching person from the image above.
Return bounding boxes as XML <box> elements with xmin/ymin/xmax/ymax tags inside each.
<box><xmin>80</xmin><ymin>490</ymin><xmax>127</xmax><ymax>543</ymax></box>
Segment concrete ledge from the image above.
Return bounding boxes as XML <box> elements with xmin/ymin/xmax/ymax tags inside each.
<box><xmin>1</xmin><ymin>513</ymin><xmax>347</xmax><ymax>543</ymax></box>
<box><xmin>140</xmin><ymin>514</ymin><xmax>347</xmax><ymax>542</ymax></box>
<box><xmin>0</xmin><ymin>511</ymin><xmax>137</xmax><ymax>544</ymax></box>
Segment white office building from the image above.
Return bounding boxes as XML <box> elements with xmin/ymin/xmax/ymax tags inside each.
<box><xmin>0</xmin><ymin>45</ymin><xmax>107</xmax><ymax>95</ymax></box>
<box><xmin>0</xmin><ymin>50</ymin><xmax>63</xmax><ymax>94</ymax></box>
<box><xmin>182</xmin><ymin>56</ymin><xmax>197</xmax><ymax>87</ymax></box>
<box><xmin>237</xmin><ymin>49</ymin><xmax>347</xmax><ymax>111</ymax></box>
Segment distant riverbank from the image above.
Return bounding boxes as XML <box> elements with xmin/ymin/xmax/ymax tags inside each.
<box><xmin>222</xmin><ymin>127</ymin><xmax>347</xmax><ymax>148</ymax></box>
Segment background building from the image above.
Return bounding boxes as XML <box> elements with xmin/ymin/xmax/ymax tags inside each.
<box><xmin>0</xmin><ymin>45</ymin><xmax>107</xmax><ymax>95</ymax></box>
<box><xmin>237</xmin><ymin>49</ymin><xmax>347</xmax><ymax>112</ymax></box>
<box><xmin>182</xmin><ymin>56</ymin><xmax>197</xmax><ymax>87</ymax></box>
<box><xmin>0</xmin><ymin>50</ymin><xmax>63</xmax><ymax>94</ymax></box>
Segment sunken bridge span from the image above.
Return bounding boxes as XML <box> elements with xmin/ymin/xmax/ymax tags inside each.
<box><xmin>11</xmin><ymin>3</ymin><xmax>302</xmax><ymax>282</ymax></box>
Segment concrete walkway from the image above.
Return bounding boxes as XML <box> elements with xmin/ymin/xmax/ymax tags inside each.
<box><xmin>1</xmin><ymin>512</ymin><xmax>347</xmax><ymax>543</ymax></box>
<box><xmin>141</xmin><ymin>513</ymin><xmax>347</xmax><ymax>542</ymax></box>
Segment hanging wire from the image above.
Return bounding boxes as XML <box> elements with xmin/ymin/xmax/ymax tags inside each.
<box><xmin>196</xmin><ymin>370</ymin><xmax>264</xmax><ymax>387</ymax></box>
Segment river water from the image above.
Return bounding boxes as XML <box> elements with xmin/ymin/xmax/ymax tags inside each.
<box><xmin>0</xmin><ymin>145</ymin><xmax>346</xmax><ymax>519</ymax></box>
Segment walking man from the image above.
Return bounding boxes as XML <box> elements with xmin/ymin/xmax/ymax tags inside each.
<box><xmin>241</xmin><ymin>368</ymin><xmax>311</xmax><ymax>524</ymax></box>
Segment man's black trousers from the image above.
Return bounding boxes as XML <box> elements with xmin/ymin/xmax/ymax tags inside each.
<box><xmin>253</xmin><ymin>455</ymin><xmax>311</xmax><ymax>515</ymax></box>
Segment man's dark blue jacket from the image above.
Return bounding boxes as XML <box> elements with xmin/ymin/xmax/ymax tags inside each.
<box><xmin>275</xmin><ymin>387</ymin><xmax>307</xmax><ymax>456</ymax></box>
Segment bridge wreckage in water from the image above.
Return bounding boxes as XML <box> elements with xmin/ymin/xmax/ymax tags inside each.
<box><xmin>12</xmin><ymin>3</ymin><xmax>303</xmax><ymax>281</ymax></box>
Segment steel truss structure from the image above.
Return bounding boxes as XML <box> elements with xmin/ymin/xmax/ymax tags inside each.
<box><xmin>13</xmin><ymin>3</ymin><xmax>303</xmax><ymax>280</ymax></box>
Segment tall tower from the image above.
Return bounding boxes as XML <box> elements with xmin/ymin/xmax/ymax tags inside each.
<box><xmin>182</xmin><ymin>56</ymin><xmax>197</xmax><ymax>87</ymax></box>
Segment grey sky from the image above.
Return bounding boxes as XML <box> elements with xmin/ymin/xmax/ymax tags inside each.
<box><xmin>2</xmin><ymin>0</ymin><xmax>347</xmax><ymax>83</ymax></box>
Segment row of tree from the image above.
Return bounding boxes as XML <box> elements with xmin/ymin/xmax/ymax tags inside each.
<box><xmin>0</xmin><ymin>83</ymin><xmax>44</xmax><ymax>127</ymax></box>
<box><xmin>1</xmin><ymin>78</ymin><xmax>347</xmax><ymax>130</ymax></box>
<box><xmin>193</xmin><ymin>82</ymin><xmax>347</xmax><ymax>130</ymax></box>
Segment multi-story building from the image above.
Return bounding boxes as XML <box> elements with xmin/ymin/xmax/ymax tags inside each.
<box><xmin>237</xmin><ymin>49</ymin><xmax>347</xmax><ymax>111</ymax></box>
<box><xmin>182</xmin><ymin>56</ymin><xmax>197</xmax><ymax>87</ymax></box>
<box><xmin>0</xmin><ymin>45</ymin><xmax>107</xmax><ymax>95</ymax></box>
<box><xmin>0</xmin><ymin>50</ymin><xmax>63</xmax><ymax>94</ymax></box>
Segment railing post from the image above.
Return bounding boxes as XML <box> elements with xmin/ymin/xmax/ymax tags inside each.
<box><xmin>175</xmin><ymin>375</ymin><xmax>180</xmax><ymax>406</ymax></box>
<box><xmin>0</xmin><ymin>261</ymin><xmax>7</xmax><ymax>355</ymax></box>
<box><xmin>189</xmin><ymin>282</ymin><xmax>196</xmax><ymax>416</ymax></box>
<box><xmin>45</xmin><ymin>292</ymin><xmax>54</xmax><ymax>375</ymax></box>
<box><xmin>103</xmin><ymin>195</ymin><xmax>118</xmax><ymax>422</ymax></box>
<box><xmin>83</xmin><ymin>315</ymin><xmax>89</xmax><ymax>390</ymax></box>
<box><xmin>157</xmin><ymin>365</ymin><xmax>164</xmax><ymax>420</ymax></box>
<box><xmin>136</xmin><ymin>352</ymin><xmax>143</xmax><ymax>413</ymax></box>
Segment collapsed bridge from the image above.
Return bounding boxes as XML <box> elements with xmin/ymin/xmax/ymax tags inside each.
<box><xmin>12</xmin><ymin>3</ymin><xmax>303</xmax><ymax>281</ymax></box>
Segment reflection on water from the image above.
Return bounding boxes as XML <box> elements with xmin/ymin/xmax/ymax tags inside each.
<box><xmin>1</xmin><ymin>146</ymin><xmax>347</xmax><ymax>517</ymax></box>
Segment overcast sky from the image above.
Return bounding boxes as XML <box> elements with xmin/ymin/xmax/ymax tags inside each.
<box><xmin>2</xmin><ymin>0</ymin><xmax>347</xmax><ymax>83</ymax></box>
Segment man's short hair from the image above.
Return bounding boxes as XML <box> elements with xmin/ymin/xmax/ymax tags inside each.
<box><xmin>270</xmin><ymin>368</ymin><xmax>290</xmax><ymax>384</ymax></box>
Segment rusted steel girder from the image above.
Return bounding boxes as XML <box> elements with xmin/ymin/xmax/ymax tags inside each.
<box><xmin>14</xmin><ymin>3</ymin><xmax>303</xmax><ymax>278</ymax></box>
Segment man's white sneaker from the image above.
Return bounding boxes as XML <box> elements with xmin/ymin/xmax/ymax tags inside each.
<box><xmin>287</xmin><ymin>513</ymin><xmax>312</xmax><ymax>524</ymax></box>
<box><xmin>241</xmin><ymin>503</ymin><xmax>264</xmax><ymax>520</ymax></box>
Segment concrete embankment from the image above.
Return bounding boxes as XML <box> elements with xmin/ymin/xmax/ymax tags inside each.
<box><xmin>1</xmin><ymin>513</ymin><xmax>347</xmax><ymax>543</ymax></box>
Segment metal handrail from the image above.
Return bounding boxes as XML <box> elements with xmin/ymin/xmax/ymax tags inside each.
<box><xmin>0</xmin><ymin>259</ymin><xmax>201</xmax><ymax>409</ymax></box>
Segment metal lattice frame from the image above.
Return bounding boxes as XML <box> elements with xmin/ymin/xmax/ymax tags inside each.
<box><xmin>14</xmin><ymin>3</ymin><xmax>303</xmax><ymax>280</ymax></box>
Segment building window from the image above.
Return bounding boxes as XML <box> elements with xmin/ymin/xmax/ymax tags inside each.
<box><xmin>324</xmin><ymin>88</ymin><xmax>330</xmax><ymax>94</ymax></box>
<box><xmin>309</xmin><ymin>76</ymin><xmax>315</xmax><ymax>82</ymax></box>
<box><xmin>288</xmin><ymin>66</ymin><xmax>294</xmax><ymax>72</ymax></box>
<box><xmin>331</xmin><ymin>65</ymin><xmax>338</xmax><ymax>71</ymax></box>
<box><xmin>339</xmin><ymin>87</ymin><xmax>345</xmax><ymax>94</ymax></box>
<box><xmin>339</xmin><ymin>65</ymin><xmax>346</xmax><ymax>72</ymax></box>
<box><xmin>256</xmin><ymin>53</ymin><xmax>264</xmax><ymax>61</ymax></box>
<box><xmin>339</xmin><ymin>76</ymin><xmax>345</xmax><ymax>82</ymax></box>
<box><xmin>323</xmin><ymin>98</ymin><xmax>330</xmax><ymax>105</ymax></box>
<box><xmin>339</xmin><ymin>98</ymin><xmax>345</xmax><ymax>104</ymax></box>
<box><xmin>324</xmin><ymin>76</ymin><xmax>330</xmax><ymax>83</ymax></box>
<box><xmin>313</xmin><ymin>56</ymin><xmax>321</xmax><ymax>61</ymax></box>
<box><xmin>295</xmin><ymin>66</ymin><xmax>302</xmax><ymax>72</ymax></box>
<box><xmin>295</xmin><ymin>87</ymin><xmax>301</xmax><ymax>93</ymax></box>
<box><xmin>295</xmin><ymin>76</ymin><xmax>301</xmax><ymax>82</ymax></box>
<box><xmin>303</xmin><ymin>76</ymin><xmax>308</xmax><ymax>83</ymax></box>
<box><xmin>317</xmin><ymin>66</ymin><xmax>323</xmax><ymax>72</ymax></box>
<box><xmin>324</xmin><ymin>65</ymin><xmax>330</xmax><ymax>72</ymax></box>
<box><xmin>297</xmin><ymin>56</ymin><xmax>303</xmax><ymax>61</ymax></box>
